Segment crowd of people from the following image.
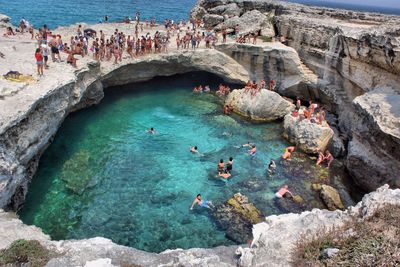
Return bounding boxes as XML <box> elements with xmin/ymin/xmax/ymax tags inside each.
<box><xmin>244</xmin><ymin>79</ymin><xmax>276</xmax><ymax>97</ymax></box>
<box><xmin>2</xmin><ymin>12</ymin><xmax>242</xmax><ymax>76</ymax></box>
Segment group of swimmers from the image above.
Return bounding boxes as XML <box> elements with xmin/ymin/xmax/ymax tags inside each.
<box><xmin>193</xmin><ymin>85</ymin><xmax>211</xmax><ymax>93</ymax></box>
<box><xmin>216</xmin><ymin>84</ymin><xmax>231</xmax><ymax>96</ymax></box>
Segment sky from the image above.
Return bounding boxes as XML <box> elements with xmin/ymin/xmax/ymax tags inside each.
<box><xmin>304</xmin><ymin>0</ymin><xmax>400</xmax><ymax>8</ymax></box>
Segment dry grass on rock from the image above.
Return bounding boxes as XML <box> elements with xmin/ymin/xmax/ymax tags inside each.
<box><xmin>292</xmin><ymin>204</ymin><xmax>400</xmax><ymax>266</ymax></box>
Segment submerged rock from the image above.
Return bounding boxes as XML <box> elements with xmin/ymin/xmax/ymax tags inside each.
<box><xmin>212</xmin><ymin>193</ymin><xmax>263</xmax><ymax>243</ymax></box>
<box><xmin>320</xmin><ymin>185</ymin><xmax>345</xmax><ymax>210</ymax></box>
<box><xmin>283</xmin><ymin>114</ymin><xmax>334</xmax><ymax>154</ymax></box>
<box><xmin>225</xmin><ymin>89</ymin><xmax>295</xmax><ymax>121</ymax></box>
<box><xmin>60</xmin><ymin>150</ymin><xmax>95</xmax><ymax>195</ymax></box>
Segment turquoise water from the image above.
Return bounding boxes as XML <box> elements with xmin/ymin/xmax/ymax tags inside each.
<box><xmin>0</xmin><ymin>0</ymin><xmax>196</xmax><ymax>29</ymax></box>
<box><xmin>19</xmin><ymin>73</ymin><xmax>356</xmax><ymax>252</ymax></box>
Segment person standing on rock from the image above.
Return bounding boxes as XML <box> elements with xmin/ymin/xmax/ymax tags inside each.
<box><xmin>35</xmin><ymin>48</ymin><xmax>44</xmax><ymax>76</ymax></box>
<box><xmin>190</xmin><ymin>194</ymin><xmax>214</xmax><ymax>210</ymax></box>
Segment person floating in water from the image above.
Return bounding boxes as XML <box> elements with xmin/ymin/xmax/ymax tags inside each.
<box><xmin>242</xmin><ymin>142</ymin><xmax>255</xmax><ymax>148</ymax></box>
<box><xmin>219</xmin><ymin>169</ymin><xmax>232</xmax><ymax>179</ymax></box>
<box><xmin>148</xmin><ymin>127</ymin><xmax>156</xmax><ymax>134</ymax></box>
<box><xmin>268</xmin><ymin>159</ymin><xmax>276</xmax><ymax>174</ymax></box>
<box><xmin>275</xmin><ymin>185</ymin><xmax>294</xmax><ymax>198</ymax></box>
<box><xmin>190</xmin><ymin>194</ymin><xmax>214</xmax><ymax>210</ymax></box>
<box><xmin>249</xmin><ymin>145</ymin><xmax>257</xmax><ymax>157</ymax></box>
<box><xmin>190</xmin><ymin>146</ymin><xmax>199</xmax><ymax>154</ymax></box>
<box><xmin>282</xmin><ymin>146</ymin><xmax>295</xmax><ymax>160</ymax></box>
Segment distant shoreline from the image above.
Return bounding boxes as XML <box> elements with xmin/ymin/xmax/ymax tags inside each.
<box><xmin>286</xmin><ymin>0</ymin><xmax>400</xmax><ymax>15</ymax></box>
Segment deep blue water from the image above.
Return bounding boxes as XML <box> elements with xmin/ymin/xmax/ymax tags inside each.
<box><xmin>0</xmin><ymin>0</ymin><xmax>197</xmax><ymax>29</ymax></box>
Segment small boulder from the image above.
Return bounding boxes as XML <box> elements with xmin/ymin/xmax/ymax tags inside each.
<box><xmin>311</xmin><ymin>183</ymin><xmax>322</xmax><ymax>191</ymax></box>
<box><xmin>226</xmin><ymin>89</ymin><xmax>295</xmax><ymax>121</ymax></box>
<box><xmin>283</xmin><ymin>114</ymin><xmax>334</xmax><ymax>154</ymax></box>
<box><xmin>203</xmin><ymin>14</ymin><xmax>224</xmax><ymax>28</ymax></box>
<box><xmin>293</xmin><ymin>195</ymin><xmax>304</xmax><ymax>204</ymax></box>
<box><xmin>321</xmin><ymin>248</ymin><xmax>340</xmax><ymax>259</ymax></box>
<box><xmin>320</xmin><ymin>185</ymin><xmax>344</xmax><ymax>210</ymax></box>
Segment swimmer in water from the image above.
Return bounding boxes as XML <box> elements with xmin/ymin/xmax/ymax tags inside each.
<box><xmin>268</xmin><ymin>159</ymin><xmax>276</xmax><ymax>174</ymax></box>
<box><xmin>242</xmin><ymin>142</ymin><xmax>253</xmax><ymax>148</ymax></box>
<box><xmin>148</xmin><ymin>127</ymin><xmax>156</xmax><ymax>134</ymax></box>
<box><xmin>190</xmin><ymin>194</ymin><xmax>214</xmax><ymax>210</ymax></box>
<box><xmin>226</xmin><ymin>157</ymin><xmax>233</xmax><ymax>173</ymax></box>
<box><xmin>218</xmin><ymin>159</ymin><xmax>225</xmax><ymax>173</ymax></box>
<box><xmin>190</xmin><ymin>146</ymin><xmax>199</xmax><ymax>154</ymax></box>
<box><xmin>219</xmin><ymin>169</ymin><xmax>232</xmax><ymax>179</ymax></box>
<box><xmin>249</xmin><ymin>145</ymin><xmax>257</xmax><ymax>157</ymax></box>
<box><xmin>275</xmin><ymin>185</ymin><xmax>294</xmax><ymax>198</ymax></box>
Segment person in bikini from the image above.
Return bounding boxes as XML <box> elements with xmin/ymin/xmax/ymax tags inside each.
<box><xmin>190</xmin><ymin>194</ymin><xmax>214</xmax><ymax>210</ymax></box>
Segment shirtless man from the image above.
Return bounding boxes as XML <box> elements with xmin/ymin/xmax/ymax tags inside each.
<box><xmin>190</xmin><ymin>146</ymin><xmax>199</xmax><ymax>154</ymax></box>
<box><xmin>316</xmin><ymin>150</ymin><xmax>325</xmax><ymax>166</ymax></box>
<box><xmin>249</xmin><ymin>145</ymin><xmax>257</xmax><ymax>157</ymax></box>
<box><xmin>275</xmin><ymin>185</ymin><xmax>294</xmax><ymax>198</ymax></box>
<box><xmin>190</xmin><ymin>194</ymin><xmax>214</xmax><ymax>210</ymax></box>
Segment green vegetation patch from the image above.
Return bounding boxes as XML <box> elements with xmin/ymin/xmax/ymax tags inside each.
<box><xmin>0</xmin><ymin>239</ymin><xmax>54</xmax><ymax>267</ymax></box>
<box><xmin>293</xmin><ymin>204</ymin><xmax>400</xmax><ymax>266</ymax></box>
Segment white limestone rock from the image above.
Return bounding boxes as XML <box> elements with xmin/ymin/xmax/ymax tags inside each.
<box><xmin>226</xmin><ymin>88</ymin><xmax>295</xmax><ymax>121</ymax></box>
<box><xmin>283</xmin><ymin>114</ymin><xmax>334</xmax><ymax>154</ymax></box>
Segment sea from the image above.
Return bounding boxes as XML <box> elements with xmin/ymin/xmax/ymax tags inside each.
<box><xmin>0</xmin><ymin>0</ymin><xmax>399</xmax><ymax>29</ymax></box>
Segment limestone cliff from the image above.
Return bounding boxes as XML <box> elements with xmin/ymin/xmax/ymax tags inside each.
<box><xmin>194</xmin><ymin>0</ymin><xmax>400</xmax><ymax>192</ymax></box>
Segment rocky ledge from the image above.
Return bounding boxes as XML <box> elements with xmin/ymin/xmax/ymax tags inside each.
<box><xmin>0</xmin><ymin>185</ymin><xmax>399</xmax><ymax>266</ymax></box>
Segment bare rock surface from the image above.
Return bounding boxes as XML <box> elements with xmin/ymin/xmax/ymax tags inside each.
<box><xmin>347</xmin><ymin>87</ymin><xmax>400</xmax><ymax>191</ymax></box>
<box><xmin>226</xmin><ymin>88</ymin><xmax>295</xmax><ymax>121</ymax></box>
<box><xmin>283</xmin><ymin>114</ymin><xmax>334</xmax><ymax>153</ymax></box>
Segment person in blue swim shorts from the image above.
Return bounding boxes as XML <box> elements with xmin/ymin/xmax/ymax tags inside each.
<box><xmin>190</xmin><ymin>194</ymin><xmax>214</xmax><ymax>210</ymax></box>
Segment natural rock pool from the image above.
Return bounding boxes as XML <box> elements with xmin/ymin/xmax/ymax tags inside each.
<box><xmin>19</xmin><ymin>73</ymin><xmax>358</xmax><ymax>253</ymax></box>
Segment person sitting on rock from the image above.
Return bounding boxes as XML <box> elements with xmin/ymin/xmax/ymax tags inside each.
<box><xmin>292</xmin><ymin>108</ymin><xmax>299</xmax><ymax>118</ymax></box>
<box><xmin>3</xmin><ymin>27</ymin><xmax>16</xmax><ymax>37</ymax></box>
<box><xmin>190</xmin><ymin>194</ymin><xmax>214</xmax><ymax>210</ymax></box>
<box><xmin>282</xmin><ymin>146</ymin><xmax>295</xmax><ymax>160</ymax></box>
<box><xmin>219</xmin><ymin>169</ymin><xmax>232</xmax><ymax>179</ymax></box>
<box><xmin>269</xmin><ymin>79</ymin><xmax>276</xmax><ymax>91</ymax></box>
<box><xmin>275</xmin><ymin>185</ymin><xmax>294</xmax><ymax>198</ymax></box>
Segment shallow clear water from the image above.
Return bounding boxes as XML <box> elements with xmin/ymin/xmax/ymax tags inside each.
<box><xmin>1</xmin><ymin>0</ymin><xmax>196</xmax><ymax>29</ymax></box>
<box><xmin>19</xmin><ymin>73</ymin><xmax>357</xmax><ymax>252</ymax></box>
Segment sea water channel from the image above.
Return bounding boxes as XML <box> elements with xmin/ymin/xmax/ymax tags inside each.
<box><xmin>19</xmin><ymin>73</ymin><xmax>358</xmax><ymax>252</ymax></box>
